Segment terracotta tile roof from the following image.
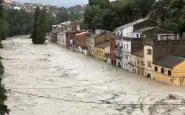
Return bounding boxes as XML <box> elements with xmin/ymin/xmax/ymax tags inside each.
<box><xmin>154</xmin><ymin>55</ymin><xmax>185</xmax><ymax>68</ymax></box>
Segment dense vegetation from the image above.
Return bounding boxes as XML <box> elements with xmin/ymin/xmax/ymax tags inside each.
<box><xmin>56</xmin><ymin>5</ymin><xmax>84</xmax><ymax>23</ymax></box>
<box><xmin>84</xmin><ymin>0</ymin><xmax>155</xmax><ymax>31</ymax></box>
<box><xmin>4</xmin><ymin>9</ymin><xmax>34</xmax><ymax>37</ymax></box>
<box><xmin>0</xmin><ymin>5</ymin><xmax>34</xmax><ymax>40</ymax></box>
<box><xmin>0</xmin><ymin>4</ymin><xmax>84</xmax><ymax>43</ymax></box>
<box><xmin>84</xmin><ymin>0</ymin><xmax>185</xmax><ymax>34</ymax></box>
<box><xmin>0</xmin><ymin>5</ymin><xmax>57</xmax><ymax>42</ymax></box>
<box><xmin>0</xmin><ymin>1</ymin><xmax>9</xmax><ymax>115</ymax></box>
<box><xmin>152</xmin><ymin>0</ymin><xmax>185</xmax><ymax>34</ymax></box>
<box><xmin>0</xmin><ymin>59</ymin><xmax>9</xmax><ymax>115</ymax></box>
<box><xmin>31</xmin><ymin>7</ymin><xmax>47</xmax><ymax>44</ymax></box>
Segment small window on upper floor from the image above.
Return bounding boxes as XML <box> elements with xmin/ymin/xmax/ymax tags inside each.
<box><xmin>147</xmin><ymin>49</ymin><xmax>152</xmax><ymax>55</ymax></box>
<box><xmin>155</xmin><ymin>66</ymin><xmax>158</xmax><ymax>72</ymax></box>
<box><xmin>147</xmin><ymin>61</ymin><xmax>152</xmax><ymax>68</ymax></box>
<box><xmin>168</xmin><ymin>70</ymin><xmax>172</xmax><ymax>76</ymax></box>
<box><xmin>137</xmin><ymin>34</ymin><xmax>139</xmax><ymax>38</ymax></box>
<box><xmin>121</xmin><ymin>32</ymin><xmax>123</xmax><ymax>36</ymax></box>
<box><xmin>161</xmin><ymin>68</ymin><xmax>164</xmax><ymax>74</ymax></box>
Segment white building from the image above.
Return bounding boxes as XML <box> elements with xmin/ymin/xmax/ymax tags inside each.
<box><xmin>57</xmin><ymin>32</ymin><xmax>66</xmax><ymax>47</ymax></box>
<box><xmin>114</xmin><ymin>18</ymin><xmax>157</xmax><ymax>71</ymax></box>
<box><xmin>60</xmin><ymin>21</ymin><xmax>72</xmax><ymax>32</ymax></box>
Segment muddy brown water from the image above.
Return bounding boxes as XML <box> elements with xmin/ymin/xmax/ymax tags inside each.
<box><xmin>1</xmin><ymin>36</ymin><xmax>185</xmax><ymax>115</ymax></box>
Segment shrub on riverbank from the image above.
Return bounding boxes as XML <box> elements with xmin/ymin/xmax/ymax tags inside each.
<box><xmin>0</xmin><ymin>60</ymin><xmax>9</xmax><ymax>115</ymax></box>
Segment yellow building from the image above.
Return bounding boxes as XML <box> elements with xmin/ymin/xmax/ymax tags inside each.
<box><xmin>144</xmin><ymin>45</ymin><xmax>154</xmax><ymax>78</ymax></box>
<box><xmin>94</xmin><ymin>43</ymin><xmax>110</xmax><ymax>61</ymax></box>
<box><xmin>153</xmin><ymin>56</ymin><xmax>185</xmax><ymax>85</ymax></box>
<box><xmin>144</xmin><ymin>43</ymin><xmax>185</xmax><ymax>85</ymax></box>
<box><xmin>144</xmin><ymin>40</ymin><xmax>185</xmax><ymax>85</ymax></box>
<box><xmin>131</xmin><ymin>49</ymin><xmax>144</xmax><ymax>75</ymax></box>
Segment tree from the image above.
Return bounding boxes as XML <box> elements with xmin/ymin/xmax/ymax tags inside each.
<box><xmin>0</xmin><ymin>20</ymin><xmax>8</xmax><ymax>40</ymax></box>
<box><xmin>38</xmin><ymin>7</ymin><xmax>47</xmax><ymax>44</ymax></box>
<box><xmin>45</xmin><ymin>12</ymin><xmax>57</xmax><ymax>33</ymax></box>
<box><xmin>151</xmin><ymin>0</ymin><xmax>185</xmax><ymax>34</ymax></box>
<box><xmin>135</xmin><ymin>0</ymin><xmax>155</xmax><ymax>17</ymax></box>
<box><xmin>84</xmin><ymin>5</ymin><xmax>104</xmax><ymax>30</ymax></box>
<box><xmin>84</xmin><ymin>0</ymin><xmax>156</xmax><ymax>31</ymax></box>
<box><xmin>56</xmin><ymin>7</ymin><xmax>68</xmax><ymax>23</ymax></box>
<box><xmin>32</xmin><ymin>6</ymin><xmax>40</xmax><ymax>44</ymax></box>
<box><xmin>32</xmin><ymin>7</ymin><xmax>47</xmax><ymax>44</ymax></box>
<box><xmin>0</xmin><ymin>1</ymin><xmax>9</xmax><ymax>114</ymax></box>
<box><xmin>89</xmin><ymin>0</ymin><xmax>110</xmax><ymax>9</ymax></box>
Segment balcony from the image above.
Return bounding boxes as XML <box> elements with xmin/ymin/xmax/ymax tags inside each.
<box><xmin>117</xmin><ymin>45</ymin><xmax>123</xmax><ymax>50</ymax></box>
<box><xmin>115</xmin><ymin>54</ymin><xmax>123</xmax><ymax>60</ymax></box>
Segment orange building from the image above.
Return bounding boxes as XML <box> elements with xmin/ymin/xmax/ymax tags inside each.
<box><xmin>75</xmin><ymin>32</ymin><xmax>88</xmax><ymax>48</ymax></box>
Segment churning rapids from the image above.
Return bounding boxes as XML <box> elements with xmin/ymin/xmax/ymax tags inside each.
<box><xmin>1</xmin><ymin>36</ymin><xmax>185</xmax><ymax>115</ymax></box>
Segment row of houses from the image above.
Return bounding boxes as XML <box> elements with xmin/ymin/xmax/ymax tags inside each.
<box><xmin>51</xmin><ymin>18</ymin><xmax>185</xmax><ymax>86</ymax></box>
<box><xmin>51</xmin><ymin>21</ymin><xmax>113</xmax><ymax>63</ymax></box>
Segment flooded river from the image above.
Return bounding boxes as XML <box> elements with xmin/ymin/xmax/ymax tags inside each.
<box><xmin>1</xmin><ymin>36</ymin><xmax>185</xmax><ymax>115</ymax></box>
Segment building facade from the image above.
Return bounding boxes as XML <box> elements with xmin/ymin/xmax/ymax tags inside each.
<box><xmin>153</xmin><ymin>56</ymin><xmax>185</xmax><ymax>85</ymax></box>
<box><xmin>114</xmin><ymin>18</ymin><xmax>157</xmax><ymax>71</ymax></box>
<box><xmin>88</xmin><ymin>37</ymin><xmax>95</xmax><ymax>57</ymax></box>
<box><xmin>131</xmin><ymin>49</ymin><xmax>144</xmax><ymax>75</ymax></box>
<box><xmin>88</xmin><ymin>31</ymin><xmax>113</xmax><ymax>57</ymax></box>
<box><xmin>75</xmin><ymin>32</ymin><xmax>88</xmax><ymax>54</ymax></box>
<box><xmin>66</xmin><ymin>31</ymin><xmax>76</xmax><ymax>49</ymax></box>
<box><xmin>110</xmin><ymin>37</ymin><xmax>116</xmax><ymax>65</ymax></box>
<box><xmin>95</xmin><ymin>31</ymin><xmax>112</xmax><ymax>45</ymax></box>
<box><xmin>144</xmin><ymin>40</ymin><xmax>185</xmax><ymax>85</ymax></box>
<box><xmin>51</xmin><ymin>25</ymin><xmax>62</xmax><ymax>42</ymax></box>
<box><xmin>94</xmin><ymin>43</ymin><xmax>110</xmax><ymax>61</ymax></box>
<box><xmin>57</xmin><ymin>32</ymin><xmax>66</xmax><ymax>47</ymax></box>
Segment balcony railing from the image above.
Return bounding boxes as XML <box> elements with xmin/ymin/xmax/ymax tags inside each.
<box><xmin>115</xmin><ymin>54</ymin><xmax>123</xmax><ymax>60</ymax></box>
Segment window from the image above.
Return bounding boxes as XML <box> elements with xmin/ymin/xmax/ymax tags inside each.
<box><xmin>168</xmin><ymin>70</ymin><xmax>172</xmax><ymax>76</ymax></box>
<box><xmin>126</xmin><ymin>44</ymin><xmax>128</xmax><ymax>49</ymax></box>
<box><xmin>141</xmin><ymin>61</ymin><xmax>144</xmax><ymax>65</ymax></box>
<box><xmin>138</xmin><ymin>70</ymin><xmax>140</xmax><ymax>74</ymax></box>
<box><xmin>147</xmin><ymin>49</ymin><xmax>152</xmax><ymax>55</ymax></box>
<box><xmin>155</xmin><ymin>66</ymin><xmax>158</xmax><ymax>71</ymax></box>
<box><xmin>147</xmin><ymin>61</ymin><xmax>152</xmax><ymax>68</ymax></box>
<box><xmin>161</xmin><ymin>68</ymin><xmax>164</xmax><ymax>74</ymax></box>
<box><xmin>136</xmin><ymin>34</ymin><xmax>139</xmax><ymax>38</ymax></box>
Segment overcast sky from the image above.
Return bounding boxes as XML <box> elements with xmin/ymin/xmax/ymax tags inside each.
<box><xmin>14</xmin><ymin>0</ymin><xmax>88</xmax><ymax>7</ymax></box>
